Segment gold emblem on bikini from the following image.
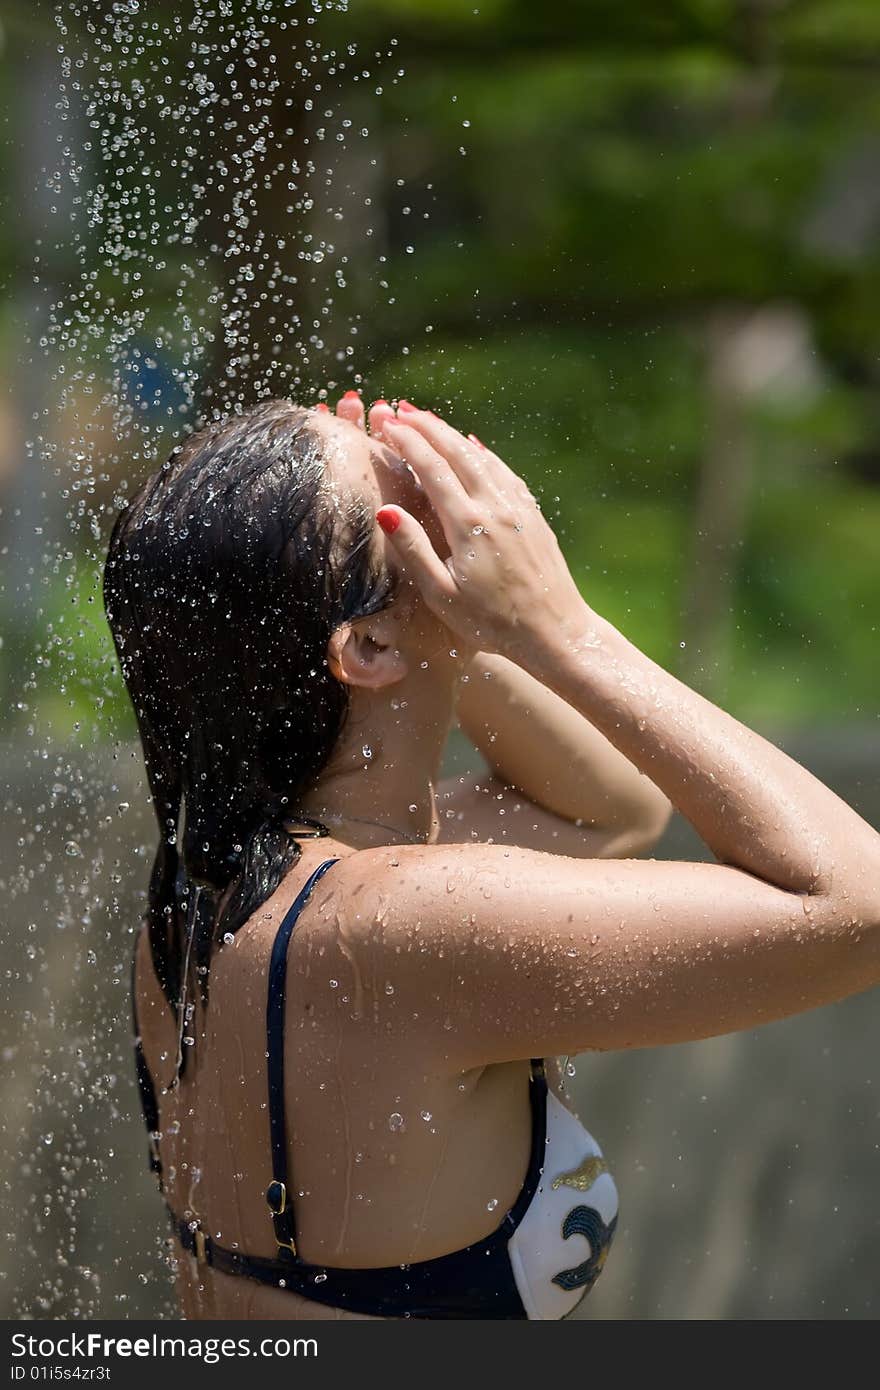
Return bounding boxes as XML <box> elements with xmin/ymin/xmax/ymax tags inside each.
<box><xmin>551</xmin><ymin>1155</ymin><xmax>607</xmax><ymax>1191</ymax></box>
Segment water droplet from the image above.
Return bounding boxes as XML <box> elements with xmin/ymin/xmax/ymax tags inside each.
<box><xmin>420</xmin><ymin>1110</ymin><xmax>432</xmax><ymax>1123</ymax></box>
<box><xmin>384</xmin><ymin>982</ymin><xmax>395</xmax><ymax>995</ymax></box>
<box><xmin>486</xmin><ymin>1197</ymin><xmax>499</xmax><ymax>1211</ymax></box>
<box><xmin>65</xmin><ymin>841</ymin><xmax>82</xmax><ymax>858</ymax></box>
<box><xmin>222</xmin><ymin>932</ymin><xmax>234</xmax><ymax>946</ymax></box>
<box><xmin>388</xmin><ymin>1112</ymin><xmax>405</xmax><ymax>1132</ymax></box>
<box><xmin>362</xmin><ymin>744</ymin><xmax>373</xmax><ymax>760</ymax></box>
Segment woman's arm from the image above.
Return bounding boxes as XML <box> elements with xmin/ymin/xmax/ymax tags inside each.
<box><xmin>326</xmin><ymin>604</ymin><xmax>880</xmax><ymax>1064</ymax></box>
<box><xmin>451</xmin><ymin>648</ymin><xmax>671</xmax><ymax>853</ymax></box>
<box><xmin>318</xmin><ymin>406</ymin><xmax>880</xmax><ymax>1067</ymax></box>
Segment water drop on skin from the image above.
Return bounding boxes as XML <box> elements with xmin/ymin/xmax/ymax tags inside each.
<box><xmin>486</xmin><ymin>1197</ymin><xmax>499</xmax><ymax>1212</ymax></box>
<box><xmin>388</xmin><ymin>1112</ymin><xmax>405</xmax><ymax>1133</ymax></box>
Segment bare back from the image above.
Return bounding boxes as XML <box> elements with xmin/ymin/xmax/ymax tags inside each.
<box><xmin>135</xmin><ymin>842</ymin><xmax>572</xmax><ymax>1321</ymax></box>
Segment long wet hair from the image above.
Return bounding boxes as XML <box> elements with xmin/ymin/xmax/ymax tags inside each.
<box><xmin>103</xmin><ymin>399</ymin><xmax>398</xmax><ymax>1083</ymax></box>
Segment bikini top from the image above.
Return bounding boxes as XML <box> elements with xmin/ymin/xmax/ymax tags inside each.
<box><xmin>133</xmin><ymin>857</ymin><xmax>619</xmax><ymax>1319</ymax></box>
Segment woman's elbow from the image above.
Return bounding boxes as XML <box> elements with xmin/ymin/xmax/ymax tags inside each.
<box><xmin>622</xmin><ymin>788</ymin><xmax>673</xmax><ymax>855</ymax></box>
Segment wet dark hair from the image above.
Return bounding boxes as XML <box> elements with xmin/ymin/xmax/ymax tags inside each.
<box><xmin>103</xmin><ymin>399</ymin><xmax>398</xmax><ymax>1082</ymax></box>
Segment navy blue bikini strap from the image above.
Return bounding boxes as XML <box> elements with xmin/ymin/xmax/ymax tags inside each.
<box><xmin>130</xmin><ymin>940</ymin><xmax>164</xmax><ymax>1187</ymax></box>
<box><xmin>265</xmin><ymin>857</ymin><xmax>340</xmax><ymax>1258</ymax></box>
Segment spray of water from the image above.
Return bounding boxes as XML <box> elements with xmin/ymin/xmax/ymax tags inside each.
<box><xmin>5</xmin><ymin>0</ymin><xmax>435</xmax><ymax>1318</ymax></box>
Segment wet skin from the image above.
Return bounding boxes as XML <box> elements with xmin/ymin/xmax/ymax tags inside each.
<box><xmin>136</xmin><ymin>398</ymin><xmax>570</xmax><ymax>1320</ymax></box>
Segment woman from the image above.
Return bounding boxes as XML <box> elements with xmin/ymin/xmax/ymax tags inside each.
<box><xmin>106</xmin><ymin>393</ymin><xmax>880</xmax><ymax>1321</ymax></box>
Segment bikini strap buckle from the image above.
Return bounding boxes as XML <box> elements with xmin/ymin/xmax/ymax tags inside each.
<box><xmin>266</xmin><ymin>1181</ymin><xmax>298</xmax><ymax>1257</ymax></box>
<box><xmin>266</xmin><ymin>1179</ymin><xmax>287</xmax><ymax>1215</ymax></box>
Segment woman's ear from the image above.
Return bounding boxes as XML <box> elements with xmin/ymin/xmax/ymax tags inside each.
<box><xmin>327</xmin><ymin>612</ymin><xmax>408</xmax><ymax>690</ymax></box>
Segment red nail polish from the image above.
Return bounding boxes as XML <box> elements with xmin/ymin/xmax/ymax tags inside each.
<box><xmin>467</xmin><ymin>433</ymin><xmax>485</xmax><ymax>448</ymax></box>
<box><xmin>372</xmin><ymin>398</ymin><xmax>389</xmax><ymax>407</ymax></box>
<box><xmin>342</xmin><ymin>390</ymin><xmax>361</xmax><ymax>401</ymax></box>
<box><xmin>314</xmin><ymin>402</ymin><xmax>330</xmax><ymax>412</ymax></box>
<box><xmin>398</xmin><ymin>399</ymin><xmax>417</xmax><ymax>412</ymax></box>
<box><xmin>376</xmin><ymin>508</ymin><xmax>401</xmax><ymax>535</ymax></box>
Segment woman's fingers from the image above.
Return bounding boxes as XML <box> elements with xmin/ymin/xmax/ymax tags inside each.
<box><xmin>380</xmin><ymin>418</ymin><xmax>475</xmax><ymax>539</ymax></box>
<box><xmin>335</xmin><ymin>390</ymin><xmax>366</xmax><ymax>429</ymax></box>
<box><xmin>395</xmin><ymin>402</ymin><xmax>489</xmax><ymax>493</ymax></box>
<box><xmin>333</xmin><ymin>392</ymin><xmax>398</xmax><ymax>443</ymax></box>
<box><xmin>367</xmin><ymin>398</ymin><xmax>395</xmax><ymax>437</ymax></box>
<box><xmin>376</xmin><ymin>505</ymin><xmax>458</xmax><ymax>616</ymax></box>
<box><xmin>398</xmin><ymin>404</ymin><xmax>531</xmax><ymax>503</ymax></box>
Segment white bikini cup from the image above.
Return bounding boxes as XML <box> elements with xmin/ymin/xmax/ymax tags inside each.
<box><xmin>507</xmin><ymin>1091</ymin><xmax>619</xmax><ymax>1320</ymax></box>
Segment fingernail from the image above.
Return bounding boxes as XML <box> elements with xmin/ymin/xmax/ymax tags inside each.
<box><xmin>397</xmin><ymin>399</ymin><xmax>417</xmax><ymax>412</ymax></box>
<box><xmin>342</xmin><ymin>390</ymin><xmax>361</xmax><ymax>401</ymax></box>
<box><xmin>376</xmin><ymin>507</ymin><xmax>401</xmax><ymax>535</ymax></box>
<box><xmin>467</xmin><ymin>433</ymin><xmax>485</xmax><ymax>448</ymax></box>
<box><xmin>314</xmin><ymin>402</ymin><xmax>330</xmax><ymax>412</ymax></box>
<box><xmin>372</xmin><ymin>398</ymin><xmax>389</xmax><ymax>407</ymax></box>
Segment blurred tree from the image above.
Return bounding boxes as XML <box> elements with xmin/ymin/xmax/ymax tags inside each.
<box><xmin>0</xmin><ymin>0</ymin><xmax>878</xmax><ymax>731</ymax></box>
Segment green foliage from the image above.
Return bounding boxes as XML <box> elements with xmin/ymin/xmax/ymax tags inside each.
<box><xmin>2</xmin><ymin>0</ymin><xmax>879</xmax><ymax>736</ymax></box>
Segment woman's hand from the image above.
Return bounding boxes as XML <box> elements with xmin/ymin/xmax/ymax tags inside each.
<box><xmin>374</xmin><ymin>403</ymin><xmax>589</xmax><ymax>663</ymax></box>
<box><xmin>326</xmin><ymin>389</ymin><xmax>396</xmax><ymax>440</ymax></box>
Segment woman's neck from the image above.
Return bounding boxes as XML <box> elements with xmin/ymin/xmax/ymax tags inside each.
<box><xmin>292</xmin><ymin>673</ymin><xmax>456</xmax><ymax>848</ymax></box>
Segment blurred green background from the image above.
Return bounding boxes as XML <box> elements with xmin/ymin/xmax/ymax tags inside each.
<box><xmin>4</xmin><ymin>0</ymin><xmax>880</xmax><ymax>732</ymax></box>
<box><xmin>1</xmin><ymin>0</ymin><xmax>878</xmax><ymax>1320</ymax></box>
